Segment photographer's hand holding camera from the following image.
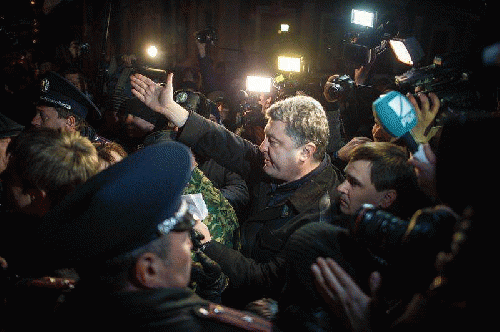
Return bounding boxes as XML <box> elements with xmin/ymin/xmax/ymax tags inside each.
<box><xmin>407</xmin><ymin>92</ymin><xmax>440</xmax><ymax>144</ymax></box>
<box><xmin>407</xmin><ymin>92</ymin><xmax>440</xmax><ymax>200</ymax></box>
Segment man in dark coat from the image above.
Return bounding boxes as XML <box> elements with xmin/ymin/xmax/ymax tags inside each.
<box><xmin>130</xmin><ymin>73</ymin><xmax>342</xmax><ymax>308</ymax></box>
<box><xmin>4</xmin><ymin>141</ymin><xmax>272</xmax><ymax>332</ymax></box>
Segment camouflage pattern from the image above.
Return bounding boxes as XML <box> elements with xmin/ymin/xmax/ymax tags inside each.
<box><xmin>184</xmin><ymin>167</ymin><xmax>240</xmax><ymax>250</ymax></box>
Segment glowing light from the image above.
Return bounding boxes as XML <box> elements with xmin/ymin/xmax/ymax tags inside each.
<box><xmin>351</xmin><ymin>9</ymin><xmax>375</xmax><ymax>28</ymax></box>
<box><xmin>147</xmin><ymin>45</ymin><xmax>158</xmax><ymax>58</ymax></box>
<box><xmin>389</xmin><ymin>40</ymin><xmax>412</xmax><ymax>65</ymax></box>
<box><xmin>246</xmin><ymin>76</ymin><xmax>272</xmax><ymax>93</ymax></box>
<box><xmin>277</xmin><ymin>56</ymin><xmax>301</xmax><ymax>72</ymax></box>
<box><xmin>280</xmin><ymin>24</ymin><xmax>290</xmax><ymax>32</ymax></box>
<box><xmin>389</xmin><ymin>37</ymin><xmax>424</xmax><ymax>66</ymax></box>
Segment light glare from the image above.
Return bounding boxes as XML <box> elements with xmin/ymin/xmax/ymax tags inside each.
<box><xmin>246</xmin><ymin>76</ymin><xmax>272</xmax><ymax>93</ymax></box>
<box><xmin>277</xmin><ymin>56</ymin><xmax>301</xmax><ymax>72</ymax></box>
<box><xmin>389</xmin><ymin>40</ymin><xmax>413</xmax><ymax>65</ymax></box>
<box><xmin>147</xmin><ymin>45</ymin><xmax>158</xmax><ymax>58</ymax></box>
<box><xmin>351</xmin><ymin>9</ymin><xmax>375</xmax><ymax>28</ymax></box>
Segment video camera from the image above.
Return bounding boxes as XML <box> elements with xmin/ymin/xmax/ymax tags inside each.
<box><xmin>394</xmin><ymin>53</ymin><xmax>483</xmax><ymax>118</ymax></box>
<box><xmin>195</xmin><ymin>27</ymin><xmax>218</xmax><ymax>44</ymax></box>
<box><xmin>341</xmin><ymin>18</ymin><xmax>398</xmax><ymax>67</ymax></box>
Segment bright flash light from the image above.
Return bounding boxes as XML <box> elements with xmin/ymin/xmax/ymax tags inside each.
<box><xmin>246</xmin><ymin>76</ymin><xmax>272</xmax><ymax>93</ymax></box>
<box><xmin>351</xmin><ymin>9</ymin><xmax>375</xmax><ymax>28</ymax></box>
<box><xmin>277</xmin><ymin>56</ymin><xmax>301</xmax><ymax>72</ymax></box>
<box><xmin>389</xmin><ymin>37</ymin><xmax>424</xmax><ymax>66</ymax></box>
<box><xmin>147</xmin><ymin>45</ymin><xmax>158</xmax><ymax>58</ymax></box>
<box><xmin>389</xmin><ymin>40</ymin><xmax>412</xmax><ymax>65</ymax></box>
<box><xmin>280</xmin><ymin>24</ymin><xmax>290</xmax><ymax>32</ymax></box>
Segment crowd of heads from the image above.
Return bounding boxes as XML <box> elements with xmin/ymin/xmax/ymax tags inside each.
<box><xmin>0</xmin><ymin>16</ymin><xmax>496</xmax><ymax>331</ymax></box>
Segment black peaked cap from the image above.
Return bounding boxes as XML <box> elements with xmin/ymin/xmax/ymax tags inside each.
<box><xmin>37</xmin><ymin>140</ymin><xmax>192</xmax><ymax>270</ymax></box>
<box><xmin>38</xmin><ymin>71</ymin><xmax>101</xmax><ymax>119</ymax></box>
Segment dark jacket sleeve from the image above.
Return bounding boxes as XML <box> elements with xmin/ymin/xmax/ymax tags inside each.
<box><xmin>203</xmin><ymin>240</ymin><xmax>286</xmax><ymax>303</ymax></box>
<box><xmin>178</xmin><ymin>112</ymin><xmax>264</xmax><ymax>182</ymax></box>
<box><xmin>198</xmin><ymin>159</ymin><xmax>250</xmax><ymax>215</ymax></box>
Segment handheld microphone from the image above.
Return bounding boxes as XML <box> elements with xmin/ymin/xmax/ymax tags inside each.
<box><xmin>373</xmin><ymin>91</ymin><xmax>429</xmax><ymax>163</ymax></box>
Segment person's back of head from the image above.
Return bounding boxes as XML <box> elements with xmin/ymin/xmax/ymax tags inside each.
<box><xmin>4</xmin><ymin>128</ymin><xmax>100</xmax><ymax>214</ymax></box>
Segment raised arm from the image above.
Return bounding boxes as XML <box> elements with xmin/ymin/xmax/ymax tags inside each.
<box><xmin>130</xmin><ymin>72</ymin><xmax>189</xmax><ymax>128</ymax></box>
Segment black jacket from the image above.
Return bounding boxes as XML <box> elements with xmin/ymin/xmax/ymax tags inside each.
<box><xmin>178</xmin><ymin>112</ymin><xmax>342</xmax><ymax>308</ymax></box>
<box><xmin>48</xmin><ymin>287</ymin><xmax>272</xmax><ymax>332</ymax></box>
<box><xmin>198</xmin><ymin>157</ymin><xmax>250</xmax><ymax>217</ymax></box>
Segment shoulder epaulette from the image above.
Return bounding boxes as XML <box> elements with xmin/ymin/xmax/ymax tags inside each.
<box><xmin>195</xmin><ymin>302</ymin><xmax>272</xmax><ymax>331</ymax></box>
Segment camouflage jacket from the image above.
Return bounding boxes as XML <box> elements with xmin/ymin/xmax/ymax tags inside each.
<box><xmin>184</xmin><ymin>167</ymin><xmax>240</xmax><ymax>250</ymax></box>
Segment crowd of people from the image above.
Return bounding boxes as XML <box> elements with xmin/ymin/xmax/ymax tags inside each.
<box><xmin>0</xmin><ymin>25</ymin><xmax>497</xmax><ymax>331</ymax></box>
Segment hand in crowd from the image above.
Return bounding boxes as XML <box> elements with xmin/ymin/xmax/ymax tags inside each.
<box><xmin>130</xmin><ymin>72</ymin><xmax>189</xmax><ymax>127</ymax></box>
<box><xmin>311</xmin><ymin>257</ymin><xmax>381</xmax><ymax>332</ymax></box>
<box><xmin>323</xmin><ymin>74</ymin><xmax>340</xmax><ymax>103</ymax></box>
<box><xmin>337</xmin><ymin>137</ymin><xmax>372</xmax><ymax>161</ymax></box>
<box><xmin>407</xmin><ymin>92</ymin><xmax>440</xmax><ymax>144</ymax></box>
<box><xmin>193</xmin><ymin>218</ymin><xmax>212</xmax><ymax>245</ymax></box>
<box><xmin>408</xmin><ymin>143</ymin><xmax>437</xmax><ymax>199</ymax></box>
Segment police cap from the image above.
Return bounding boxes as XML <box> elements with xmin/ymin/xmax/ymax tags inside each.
<box><xmin>36</xmin><ymin>140</ymin><xmax>193</xmax><ymax>269</ymax></box>
<box><xmin>38</xmin><ymin>71</ymin><xmax>101</xmax><ymax>120</ymax></box>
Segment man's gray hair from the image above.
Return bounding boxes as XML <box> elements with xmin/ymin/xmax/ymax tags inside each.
<box><xmin>266</xmin><ymin>95</ymin><xmax>329</xmax><ymax>161</ymax></box>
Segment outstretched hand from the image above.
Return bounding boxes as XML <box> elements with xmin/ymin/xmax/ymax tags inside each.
<box><xmin>130</xmin><ymin>72</ymin><xmax>189</xmax><ymax>127</ymax></box>
<box><xmin>312</xmin><ymin>257</ymin><xmax>381</xmax><ymax>332</ymax></box>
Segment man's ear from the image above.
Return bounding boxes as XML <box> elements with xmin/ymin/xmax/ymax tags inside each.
<box><xmin>379</xmin><ymin>189</ymin><xmax>397</xmax><ymax>209</ymax></box>
<box><xmin>299</xmin><ymin>142</ymin><xmax>317</xmax><ymax>162</ymax></box>
<box><xmin>132</xmin><ymin>252</ymin><xmax>167</xmax><ymax>289</ymax></box>
<box><xmin>65</xmin><ymin>115</ymin><xmax>77</xmax><ymax>130</ymax></box>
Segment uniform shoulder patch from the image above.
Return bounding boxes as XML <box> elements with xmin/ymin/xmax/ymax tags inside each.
<box><xmin>195</xmin><ymin>303</ymin><xmax>272</xmax><ymax>331</ymax></box>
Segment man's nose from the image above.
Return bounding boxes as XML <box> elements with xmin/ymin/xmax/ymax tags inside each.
<box><xmin>336</xmin><ymin>180</ymin><xmax>349</xmax><ymax>194</ymax></box>
<box><xmin>259</xmin><ymin>137</ymin><xmax>268</xmax><ymax>153</ymax></box>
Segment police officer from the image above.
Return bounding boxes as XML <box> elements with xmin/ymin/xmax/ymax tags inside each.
<box><xmin>10</xmin><ymin>141</ymin><xmax>271</xmax><ymax>331</ymax></box>
<box><xmin>31</xmin><ymin>71</ymin><xmax>107</xmax><ymax>143</ymax></box>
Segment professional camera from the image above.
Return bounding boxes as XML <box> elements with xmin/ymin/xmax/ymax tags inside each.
<box><xmin>352</xmin><ymin>204</ymin><xmax>457</xmax><ymax>300</ymax></box>
<box><xmin>325</xmin><ymin>74</ymin><xmax>356</xmax><ymax>101</ymax></box>
<box><xmin>353</xmin><ymin>204</ymin><xmax>457</xmax><ymax>264</ymax></box>
<box><xmin>195</xmin><ymin>27</ymin><xmax>218</xmax><ymax>44</ymax></box>
<box><xmin>341</xmin><ymin>19</ymin><xmax>398</xmax><ymax>67</ymax></box>
<box><xmin>394</xmin><ymin>52</ymin><xmax>489</xmax><ymax>118</ymax></box>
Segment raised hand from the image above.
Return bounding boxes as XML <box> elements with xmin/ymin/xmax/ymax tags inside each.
<box><xmin>130</xmin><ymin>72</ymin><xmax>189</xmax><ymax>127</ymax></box>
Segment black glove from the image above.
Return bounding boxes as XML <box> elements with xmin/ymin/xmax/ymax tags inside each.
<box><xmin>190</xmin><ymin>250</ymin><xmax>228</xmax><ymax>303</ymax></box>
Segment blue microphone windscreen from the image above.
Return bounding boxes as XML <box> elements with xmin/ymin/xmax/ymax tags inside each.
<box><xmin>373</xmin><ymin>91</ymin><xmax>417</xmax><ymax>137</ymax></box>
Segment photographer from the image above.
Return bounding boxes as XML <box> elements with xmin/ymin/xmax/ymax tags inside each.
<box><xmin>323</xmin><ymin>74</ymin><xmax>383</xmax><ymax>144</ymax></box>
<box><xmin>195</xmin><ymin>27</ymin><xmax>227</xmax><ymax>98</ymax></box>
<box><xmin>310</xmin><ymin>113</ymin><xmax>500</xmax><ymax>331</ymax></box>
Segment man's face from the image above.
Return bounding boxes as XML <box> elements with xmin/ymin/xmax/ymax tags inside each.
<box><xmin>160</xmin><ymin>231</ymin><xmax>193</xmax><ymax>288</ymax></box>
<box><xmin>259</xmin><ymin>120</ymin><xmax>304</xmax><ymax>183</ymax></box>
<box><xmin>337</xmin><ymin>160</ymin><xmax>387</xmax><ymax>215</ymax></box>
<box><xmin>32</xmin><ymin>105</ymin><xmax>69</xmax><ymax>130</ymax></box>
